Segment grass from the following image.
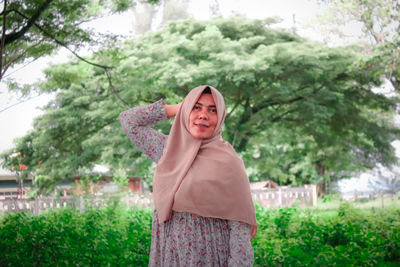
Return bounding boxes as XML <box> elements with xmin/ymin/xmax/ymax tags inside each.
<box><xmin>316</xmin><ymin>193</ymin><xmax>400</xmax><ymax>210</ymax></box>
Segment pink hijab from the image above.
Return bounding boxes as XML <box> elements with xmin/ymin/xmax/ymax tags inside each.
<box><xmin>153</xmin><ymin>85</ymin><xmax>257</xmax><ymax>228</ymax></box>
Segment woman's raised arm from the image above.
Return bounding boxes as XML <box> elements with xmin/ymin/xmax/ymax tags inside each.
<box><xmin>119</xmin><ymin>99</ymin><xmax>168</xmax><ymax>163</ymax></box>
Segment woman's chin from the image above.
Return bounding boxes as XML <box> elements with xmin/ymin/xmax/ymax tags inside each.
<box><xmin>190</xmin><ymin>131</ymin><xmax>212</xmax><ymax>139</ymax></box>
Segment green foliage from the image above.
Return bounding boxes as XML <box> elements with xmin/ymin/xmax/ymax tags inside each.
<box><xmin>0</xmin><ymin>203</ymin><xmax>153</xmax><ymax>266</ymax></box>
<box><xmin>1</xmin><ymin>0</ymin><xmax>94</xmax><ymax>79</ymax></box>
<box><xmin>311</xmin><ymin>0</ymin><xmax>400</xmax><ymax>91</ymax></box>
<box><xmin>0</xmin><ymin>0</ymin><xmax>161</xmax><ymax>80</ymax></box>
<box><xmin>77</xmin><ymin>174</ymin><xmax>103</xmax><ymax>195</ymax></box>
<box><xmin>3</xmin><ymin>16</ymin><xmax>399</xmax><ymax>191</ymax></box>
<box><xmin>252</xmin><ymin>204</ymin><xmax>400</xmax><ymax>266</ymax></box>
<box><xmin>112</xmin><ymin>167</ymin><xmax>130</xmax><ymax>191</ymax></box>
<box><xmin>274</xmin><ymin>206</ymin><xmax>295</xmax><ymax>238</ymax></box>
<box><xmin>28</xmin><ymin>175</ymin><xmax>56</xmax><ymax>198</ymax></box>
<box><xmin>1</xmin><ymin>204</ymin><xmax>399</xmax><ymax>266</ymax></box>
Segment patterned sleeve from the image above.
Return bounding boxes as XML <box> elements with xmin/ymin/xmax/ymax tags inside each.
<box><xmin>119</xmin><ymin>99</ymin><xmax>168</xmax><ymax>163</ymax></box>
<box><xmin>228</xmin><ymin>221</ymin><xmax>254</xmax><ymax>266</ymax></box>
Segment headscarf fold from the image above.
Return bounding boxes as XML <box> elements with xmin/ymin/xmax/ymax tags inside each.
<box><xmin>153</xmin><ymin>85</ymin><xmax>257</xmax><ymax>227</ymax></box>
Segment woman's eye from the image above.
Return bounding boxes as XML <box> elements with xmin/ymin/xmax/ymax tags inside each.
<box><xmin>210</xmin><ymin>109</ymin><xmax>217</xmax><ymax>113</ymax></box>
<box><xmin>193</xmin><ymin>106</ymin><xmax>201</xmax><ymax>110</ymax></box>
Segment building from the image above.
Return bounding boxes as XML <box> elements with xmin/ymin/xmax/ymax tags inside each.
<box><xmin>72</xmin><ymin>176</ymin><xmax>142</xmax><ymax>196</ymax></box>
<box><xmin>0</xmin><ymin>167</ymin><xmax>32</xmax><ymax>199</ymax></box>
<box><xmin>0</xmin><ymin>167</ymin><xmax>143</xmax><ymax>199</ymax></box>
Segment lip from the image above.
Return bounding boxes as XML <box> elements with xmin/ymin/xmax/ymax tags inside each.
<box><xmin>195</xmin><ymin>123</ymin><xmax>209</xmax><ymax>128</ymax></box>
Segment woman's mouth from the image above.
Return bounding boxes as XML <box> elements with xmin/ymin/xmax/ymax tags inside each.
<box><xmin>195</xmin><ymin>123</ymin><xmax>209</xmax><ymax>129</ymax></box>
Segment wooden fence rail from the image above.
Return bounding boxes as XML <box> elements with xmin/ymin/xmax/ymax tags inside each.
<box><xmin>251</xmin><ymin>185</ymin><xmax>317</xmax><ymax>208</ymax></box>
<box><xmin>0</xmin><ymin>194</ymin><xmax>153</xmax><ymax>216</ymax></box>
<box><xmin>0</xmin><ymin>186</ymin><xmax>317</xmax><ymax>215</ymax></box>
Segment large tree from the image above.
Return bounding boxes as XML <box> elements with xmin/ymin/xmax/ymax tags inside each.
<box><xmin>0</xmin><ymin>0</ymin><xmax>160</xmax><ymax>80</ymax></box>
<box><xmin>2</xmin><ymin>17</ymin><xmax>399</xmax><ymax>194</ymax></box>
<box><xmin>310</xmin><ymin>0</ymin><xmax>400</xmax><ymax>91</ymax></box>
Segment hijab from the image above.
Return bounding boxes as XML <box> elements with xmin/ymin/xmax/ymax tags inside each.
<box><xmin>153</xmin><ymin>85</ymin><xmax>257</xmax><ymax>227</ymax></box>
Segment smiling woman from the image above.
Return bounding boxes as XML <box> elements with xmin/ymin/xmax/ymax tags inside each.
<box><xmin>119</xmin><ymin>85</ymin><xmax>257</xmax><ymax>266</ymax></box>
<box><xmin>188</xmin><ymin>91</ymin><xmax>218</xmax><ymax>139</ymax></box>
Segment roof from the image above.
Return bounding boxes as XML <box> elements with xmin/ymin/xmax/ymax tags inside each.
<box><xmin>0</xmin><ymin>166</ymin><xmax>16</xmax><ymax>177</ymax></box>
<box><xmin>250</xmin><ymin>180</ymin><xmax>277</xmax><ymax>190</ymax></box>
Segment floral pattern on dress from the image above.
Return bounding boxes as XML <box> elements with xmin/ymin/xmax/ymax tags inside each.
<box><xmin>119</xmin><ymin>100</ymin><xmax>254</xmax><ymax>267</ymax></box>
<box><xmin>119</xmin><ymin>99</ymin><xmax>168</xmax><ymax>163</ymax></box>
<box><xmin>149</xmin><ymin>210</ymin><xmax>253</xmax><ymax>267</ymax></box>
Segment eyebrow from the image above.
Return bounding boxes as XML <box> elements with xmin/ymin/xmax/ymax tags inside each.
<box><xmin>195</xmin><ymin>101</ymin><xmax>217</xmax><ymax>108</ymax></box>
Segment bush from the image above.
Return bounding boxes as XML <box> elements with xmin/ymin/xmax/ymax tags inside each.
<box><xmin>0</xmin><ymin>202</ymin><xmax>399</xmax><ymax>266</ymax></box>
<box><xmin>0</xmin><ymin>202</ymin><xmax>153</xmax><ymax>266</ymax></box>
<box><xmin>252</xmin><ymin>203</ymin><xmax>400</xmax><ymax>266</ymax></box>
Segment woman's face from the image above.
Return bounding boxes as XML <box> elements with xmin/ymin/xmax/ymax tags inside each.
<box><xmin>189</xmin><ymin>94</ymin><xmax>218</xmax><ymax>139</ymax></box>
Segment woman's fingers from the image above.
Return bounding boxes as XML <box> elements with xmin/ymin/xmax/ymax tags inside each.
<box><xmin>250</xmin><ymin>225</ymin><xmax>257</xmax><ymax>240</ymax></box>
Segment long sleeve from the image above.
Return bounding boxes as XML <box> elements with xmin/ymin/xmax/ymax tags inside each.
<box><xmin>228</xmin><ymin>221</ymin><xmax>254</xmax><ymax>266</ymax></box>
<box><xmin>119</xmin><ymin>99</ymin><xmax>168</xmax><ymax>163</ymax></box>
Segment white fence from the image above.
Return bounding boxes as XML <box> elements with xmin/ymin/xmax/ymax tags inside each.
<box><xmin>0</xmin><ymin>185</ymin><xmax>318</xmax><ymax>215</ymax></box>
<box><xmin>0</xmin><ymin>194</ymin><xmax>153</xmax><ymax>215</ymax></box>
<box><xmin>251</xmin><ymin>185</ymin><xmax>317</xmax><ymax>208</ymax></box>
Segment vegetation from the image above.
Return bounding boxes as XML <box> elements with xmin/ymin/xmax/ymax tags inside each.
<box><xmin>2</xmin><ymin>16</ymin><xmax>399</xmax><ymax>194</ymax></box>
<box><xmin>253</xmin><ymin>203</ymin><xmax>400</xmax><ymax>266</ymax></box>
<box><xmin>1</xmin><ymin>2</ymin><xmax>399</xmax><ymax>265</ymax></box>
<box><xmin>0</xmin><ymin>202</ymin><xmax>153</xmax><ymax>266</ymax></box>
<box><xmin>0</xmin><ymin>0</ymin><xmax>161</xmax><ymax>80</ymax></box>
<box><xmin>311</xmin><ymin>0</ymin><xmax>399</xmax><ymax>91</ymax></box>
<box><xmin>0</xmin><ymin>201</ymin><xmax>399</xmax><ymax>266</ymax></box>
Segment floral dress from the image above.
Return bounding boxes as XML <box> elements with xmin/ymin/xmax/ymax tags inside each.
<box><xmin>119</xmin><ymin>100</ymin><xmax>254</xmax><ymax>266</ymax></box>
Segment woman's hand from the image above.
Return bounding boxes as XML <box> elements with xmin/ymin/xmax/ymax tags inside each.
<box><xmin>250</xmin><ymin>225</ymin><xmax>257</xmax><ymax>240</ymax></box>
<box><xmin>164</xmin><ymin>103</ymin><xmax>182</xmax><ymax>118</ymax></box>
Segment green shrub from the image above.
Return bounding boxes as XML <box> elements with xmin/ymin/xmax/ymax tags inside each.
<box><xmin>253</xmin><ymin>203</ymin><xmax>400</xmax><ymax>266</ymax></box>
<box><xmin>0</xmin><ymin>202</ymin><xmax>153</xmax><ymax>266</ymax></box>
<box><xmin>0</xmin><ymin>202</ymin><xmax>399</xmax><ymax>266</ymax></box>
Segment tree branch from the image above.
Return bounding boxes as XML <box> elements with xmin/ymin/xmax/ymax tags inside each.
<box><xmin>0</xmin><ymin>0</ymin><xmax>7</xmax><ymax>79</ymax></box>
<box><xmin>3</xmin><ymin>0</ymin><xmax>53</xmax><ymax>46</ymax></box>
<box><xmin>270</xmin><ymin>108</ymin><xmax>299</xmax><ymax>123</ymax></box>
<box><xmin>225</xmin><ymin>89</ymin><xmax>243</xmax><ymax>120</ymax></box>
<box><xmin>0</xmin><ymin>3</ymin><xmax>131</xmax><ymax>108</ymax></box>
<box><xmin>105</xmin><ymin>69</ymin><xmax>130</xmax><ymax>106</ymax></box>
<box><xmin>2</xmin><ymin>42</ymin><xmax>51</xmax><ymax>80</ymax></box>
<box><xmin>30</xmin><ymin>16</ymin><xmax>131</xmax><ymax>106</ymax></box>
<box><xmin>34</xmin><ymin>21</ymin><xmax>112</xmax><ymax>69</ymax></box>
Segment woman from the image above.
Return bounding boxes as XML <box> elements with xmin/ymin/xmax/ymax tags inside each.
<box><xmin>120</xmin><ymin>85</ymin><xmax>257</xmax><ymax>266</ymax></box>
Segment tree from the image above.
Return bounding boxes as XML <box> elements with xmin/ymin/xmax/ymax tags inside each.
<box><xmin>2</xmin><ymin>16</ymin><xmax>399</xmax><ymax>194</ymax></box>
<box><xmin>7</xmin><ymin>151</ymin><xmax>29</xmax><ymax>198</ymax></box>
<box><xmin>310</xmin><ymin>0</ymin><xmax>400</xmax><ymax>91</ymax></box>
<box><xmin>0</xmin><ymin>0</ymin><xmax>160</xmax><ymax>81</ymax></box>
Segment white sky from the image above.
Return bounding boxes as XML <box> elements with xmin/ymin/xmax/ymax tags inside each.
<box><xmin>1</xmin><ymin>0</ymin><xmax>390</xmax><ymax>193</ymax></box>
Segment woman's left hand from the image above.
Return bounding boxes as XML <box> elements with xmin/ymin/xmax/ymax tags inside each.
<box><xmin>164</xmin><ymin>103</ymin><xmax>182</xmax><ymax>118</ymax></box>
<box><xmin>250</xmin><ymin>225</ymin><xmax>257</xmax><ymax>240</ymax></box>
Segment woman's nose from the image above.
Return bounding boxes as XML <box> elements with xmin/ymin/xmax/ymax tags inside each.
<box><xmin>199</xmin><ymin>110</ymin><xmax>208</xmax><ymax>119</ymax></box>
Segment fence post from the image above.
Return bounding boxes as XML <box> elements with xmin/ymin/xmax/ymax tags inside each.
<box><xmin>33</xmin><ymin>198</ymin><xmax>39</xmax><ymax>216</ymax></box>
<box><xmin>79</xmin><ymin>196</ymin><xmax>84</xmax><ymax>213</ymax></box>
<box><xmin>278</xmin><ymin>187</ymin><xmax>282</xmax><ymax>207</ymax></box>
<box><xmin>311</xmin><ymin>185</ymin><xmax>317</xmax><ymax>206</ymax></box>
